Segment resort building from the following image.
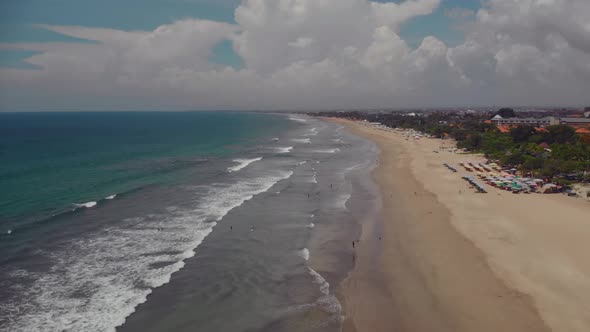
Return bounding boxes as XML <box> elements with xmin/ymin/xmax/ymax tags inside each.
<box><xmin>491</xmin><ymin>115</ymin><xmax>559</xmax><ymax>127</ymax></box>
<box><xmin>560</xmin><ymin>117</ymin><xmax>590</xmax><ymax>128</ymax></box>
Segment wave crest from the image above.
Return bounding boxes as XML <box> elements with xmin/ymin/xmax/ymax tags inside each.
<box><xmin>227</xmin><ymin>157</ymin><xmax>263</xmax><ymax>172</ymax></box>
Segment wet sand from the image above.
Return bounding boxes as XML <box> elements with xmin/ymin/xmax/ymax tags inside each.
<box><xmin>333</xmin><ymin>118</ymin><xmax>590</xmax><ymax>332</ymax></box>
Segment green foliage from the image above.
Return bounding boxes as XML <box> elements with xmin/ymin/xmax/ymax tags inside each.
<box><xmin>551</xmin><ymin>143</ymin><xmax>590</xmax><ymax>161</ymax></box>
<box><xmin>428</xmin><ymin>125</ymin><xmax>452</xmax><ymax>138</ymax></box>
<box><xmin>510</xmin><ymin>125</ymin><xmax>536</xmax><ymax>143</ymax></box>
<box><xmin>521</xmin><ymin>142</ymin><xmax>544</xmax><ymax>155</ymax></box>
<box><xmin>503</xmin><ymin>150</ymin><xmax>525</xmax><ymax>165</ymax></box>
<box><xmin>463</xmin><ymin>122</ymin><xmax>497</xmax><ymax>133</ymax></box>
<box><xmin>439</xmin><ymin>123</ymin><xmax>587</xmax><ymax>180</ymax></box>
<box><xmin>544</xmin><ymin>125</ymin><xmax>577</xmax><ymax>144</ymax></box>
<box><xmin>452</xmin><ymin>129</ymin><xmax>468</xmax><ymax>141</ymax></box>
<box><xmin>522</xmin><ymin>156</ymin><xmax>544</xmax><ymax>170</ymax></box>
<box><xmin>321</xmin><ymin>110</ymin><xmax>590</xmax><ymax>181</ymax></box>
<box><xmin>481</xmin><ymin>132</ymin><xmax>512</xmax><ymax>155</ymax></box>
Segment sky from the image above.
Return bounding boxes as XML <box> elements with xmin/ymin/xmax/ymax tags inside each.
<box><xmin>0</xmin><ymin>0</ymin><xmax>589</xmax><ymax>111</ymax></box>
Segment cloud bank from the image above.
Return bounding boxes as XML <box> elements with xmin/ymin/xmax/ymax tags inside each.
<box><xmin>1</xmin><ymin>0</ymin><xmax>589</xmax><ymax>111</ymax></box>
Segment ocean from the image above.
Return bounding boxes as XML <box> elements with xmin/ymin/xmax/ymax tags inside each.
<box><xmin>0</xmin><ymin>112</ymin><xmax>379</xmax><ymax>332</ymax></box>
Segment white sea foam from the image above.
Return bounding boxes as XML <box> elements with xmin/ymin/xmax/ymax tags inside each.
<box><xmin>105</xmin><ymin>194</ymin><xmax>117</xmax><ymax>200</ymax></box>
<box><xmin>303</xmin><ymin>128</ymin><xmax>318</xmax><ymax>137</ymax></box>
<box><xmin>307</xmin><ymin>223</ymin><xmax>315</xmax><ymax>228</ymax></box>
<box><xmin>308</xmin><ymin>268</ymin><xmax>329</xmax><ymax>295</ymax></box>
<box><xmin>275</xmin><ymin>146</ymin><xmax>293</xmax><ymax>153</ymax></box>
<box><xmin>308</xmin><ymin>267</ymin><xmax>342</xmax><ymax>314</ymax></box>
<box><xmin>74</xmin><ymin>201</ymin><xmax>97</xmax><ymax>209</ymax></box>
<box><xmin>288</xmin><ymin>116</ymin><xmax>307</xmax><ymax>123</ymax></box>
<box><xmin>227</xmin><ymin>157</ymin><xmax>263</xmax><ymax>172</ymax></box>
<box><xmin>298</xmin><ymin>248</ymin><xmax>310</xmax><ymax>261</ymax></box>
<box><xmin>281</xmin><ymin>244</ymin><xmax>343</xmax><ymax>327</ymax></box>
<box><xmin>1</xmin><ymin>170</ymin><xmax>294</xmax><ymax>332</ymax></box>
<box><xmin>335</xmin><ymin>193</ymin><xmax>351</xmax><ymax>210</ymax></box>
<box><xmin>312</xmin><ymin>148</ymin><xmax>340</xmax><ymax>154</ymax></box>
<box><xmin>292</xmin><ymin>138</ymin><xmax>311</xmax><ymax>144</ymax></box>
<box><xmin>271</xmin><ymin>137</ymin><xmax>279</xmax><ymax>142</ymax></box>
<box><xmin>311</xmin><ymin>174</ymin><xmax>318</xmax><ymax>184</ymax></box>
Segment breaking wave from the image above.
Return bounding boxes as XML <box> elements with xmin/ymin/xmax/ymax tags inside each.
<box><xmin>0</xmin><ymin>170</ymin><xmax>294</xmax><ymax>332</ymax></box>
<box><xmin>73</xmin><ymin>201</ymin><xmax>97</xmax><ymax>209</ymax></box>
<box><xmin>311</xmin><ymin>148</ymin><xmax>340</xmax><ymax>154</ymax></box>
<box><xmin>292</xmin><ymin>138</ymin><xmax>311</xmax><ymax>144</ymax></box>
<box><xmin>275</xmin><ymin>147</ymin><xmax>293</xmax><ymax>154</ymax></box>
<box><xmin>227</xmin><ymin>157</ymin><xmax>263</xmax><ymax>172</ymax></box>
<box><xmin>298</xmin><ymin>248</ymin><xmax>310</xmax><ymax>261</ymax></box>
<box><xmin>288</xmin><ymin>116</ymin><xmax>308</xmax><ymax>123</ymax></box>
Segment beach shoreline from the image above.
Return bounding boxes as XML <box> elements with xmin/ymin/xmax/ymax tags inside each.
<box><xmin>330</xmin><ymin>117</ymin><xmax>590</xmax><ymax>332</ymax></box>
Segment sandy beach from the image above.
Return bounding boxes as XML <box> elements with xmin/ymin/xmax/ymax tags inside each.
<box><xmin>333</xmin><ymin>118</ymin><xmax>590</xmax><ymax>332</ymax></box>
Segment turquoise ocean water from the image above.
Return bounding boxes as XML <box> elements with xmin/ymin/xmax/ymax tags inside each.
<box><xmin>0</xmin><ymin>111</ymin><xmax>290</xmax><ymax>228</ymax></box>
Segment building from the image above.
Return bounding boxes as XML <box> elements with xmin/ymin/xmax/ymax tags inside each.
<box><xmin>491</xmin><ymin>115</ymin><xmax>559</xmax><ymax>127</ymax></box>
<box><xmin>560</xmin><ymin>117</ymin><xmax>590</xmax><ymax>128</ymax></box>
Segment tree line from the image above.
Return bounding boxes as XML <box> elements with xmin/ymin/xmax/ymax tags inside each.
<box><xmin>308</xmin><ymin>111</ymin><xmax>590</xmax><ymax>181</ymax></box>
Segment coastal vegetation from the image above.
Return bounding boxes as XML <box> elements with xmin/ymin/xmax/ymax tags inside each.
<box><xmin>311</xmin><ymin>111</ymin><xmax>590</xmax><ymax>182</ymax></box>
<box><xmin>454</xmin><ymin>124</ymin><xmax>590</xmax><ymax>180</ymax></box>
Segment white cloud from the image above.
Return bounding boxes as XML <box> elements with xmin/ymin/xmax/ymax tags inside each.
<box><xmin>447</xmin><ymin>0</ymin><xmax>590</xmax><ymax>106</ymax></box>
<box><xmin>288</xmin><ymin>37</ymin><xmax>313</xmax><ymax>48</ymax></box>
<box><xmin>1</xmin><ymin>0</ymin><xmax>589</xmax><ymax>111</ymax></box>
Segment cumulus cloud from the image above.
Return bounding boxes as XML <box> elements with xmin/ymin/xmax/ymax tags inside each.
<box><xmin>1</xmin><ymin>0</ymin><xmax>589</xmax><ymax>111</ymax></box>
<box><xmin>447</xmin><ymin>0</ymin><xmax>590</xmax><ymax>106</ymax></box>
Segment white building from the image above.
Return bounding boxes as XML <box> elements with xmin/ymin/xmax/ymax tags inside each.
<box><xmin>492</xmin><ymin>115</ymin><xmax>559</xmax><ymax>127</ymax></box>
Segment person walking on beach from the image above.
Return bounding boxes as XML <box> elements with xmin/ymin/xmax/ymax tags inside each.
<box><xmin>352</xmin><ymin>241</ymin><xmax>355</xmax><ymax>249</ymax></box>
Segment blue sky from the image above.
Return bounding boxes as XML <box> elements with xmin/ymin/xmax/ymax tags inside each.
<box><xmin>0</xmin><ymin>0</ymin><xmax>480</xmax><ymax>69</ymax></box>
